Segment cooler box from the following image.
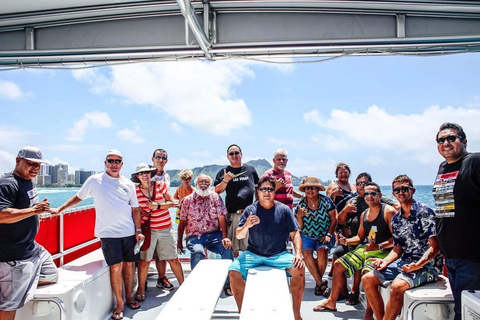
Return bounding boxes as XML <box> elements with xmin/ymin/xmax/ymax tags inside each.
<box><xmin>462</xmin><ymin>290</ymin><xmax>480</xmax><ymax>320</ymax></box>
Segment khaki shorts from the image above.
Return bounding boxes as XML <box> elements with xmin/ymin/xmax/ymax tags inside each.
<box><xmin>140</xmin><ymin>228</ymin><xmax>178</xmax><ymax>261</ymax></box>
<box><xmin>0</xmin><ymin>245</ymin><xmax>58</xmax><ymax>311</ymax></box>
<box><xmin>227</xmin><ymin>212</ymin><xmax>248</xmax><ymax>252</ymax></box>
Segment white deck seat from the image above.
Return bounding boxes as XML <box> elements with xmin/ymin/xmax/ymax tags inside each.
<box><xmin>15</xmin><ymin>249</ymin><xmax>113</xmax><ymax>320</ymax></box>
<box><xmin>156</xmin><ymin>259</ymin><xmax>231</xmax><ymax>320</ymax></box>
<box><xmin>240</xmin><ymin>266</ymin><xmax>294</xmax><ymax>320</ymax></box>
<box><xmin>377</xmin><ymin>275</ymin><xmax>454</xmax><ymax>320</ymax></box>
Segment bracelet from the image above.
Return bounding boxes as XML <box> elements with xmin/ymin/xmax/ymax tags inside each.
<box><xmin>326</xmin><ymin>233</ymin><xmax>333</xmax><ymax>238</ymax></box>
<box><xmin>223</xmin><ymin>180</ymin><xmax>228</xmax><ymax>184</ymax></box>
<box><xmin>379</xmin><ymin>243</ymin><xmax>384</xmax><ymax>250</ymax></box>
<box><xmin>135</xmin><ymin>228</ymin><xmax>142</xmax><ymax>232</ymax></box>
<box><xmin>157</xmin><ymin>204</ymin><xmax>161</xmax><ymax>210</ymax></box>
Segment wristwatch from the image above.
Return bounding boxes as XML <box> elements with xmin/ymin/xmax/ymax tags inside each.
<box><xmin>379</xmin><ymin>243</ymin><xmax>384</xmax><ymax>250</ymax></box>
<box><xmin>135</xmin><ymin>228</ymin><xmax>142</xmax><ymax>232</ymax></box>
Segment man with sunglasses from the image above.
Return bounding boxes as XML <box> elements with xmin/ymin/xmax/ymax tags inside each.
<box><xmin>331</xmin><ymin>172</ymin><xmax>398</xmax><ymax>304</ymax></box>
<box><xmin>0</xmin><ymin>146</ymin><xmax>58</xmax><ymax>320</ymax></box>
<box><xmin>150</xmin><ymin>148</ymin><xmax>174</xmax><ymax>291</ymax></box>
<box><xmin>261</xmin><ymin>149</ymin><xmax>302</xmax><ymax>209</ymax></box>
<box><xmin>228</xmin><ymin>176</ymin><xmax>305</xmax><ymax>320</ymax></box>
<box><xmin>177</xmin><ymin>174</ymin><xmax>234</xmax><ymax>295</ymax></box>
<box><xmin>433</xmin><ymin>122</ymin><xmax>480</xmax><ymax>320</ymax></box>
<box><xmin>52</xmin><ymin>149</ymin><xmax>143</xmax><ymax>319</ymax></box>
<box><xmin>315</xmin><ymin>182</ymin><xmax>396</xmax><ymax>312</ymax></box>
<box><xmin>362</xmin><ymin>175</ymin><xmax>440</xmax><ymax>320</ymax></box>
<box><xmin>214</xmin><ymin>144</ymin><xmax>259</xmax><ymax>257</ymax></box>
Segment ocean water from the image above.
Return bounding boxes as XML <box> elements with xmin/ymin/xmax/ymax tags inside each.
<box><xmin>39</xmin><ymin>185</ymin><xmax>435</xmax><ymax>211</ymax></box>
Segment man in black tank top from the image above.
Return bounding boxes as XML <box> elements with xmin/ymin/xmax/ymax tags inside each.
<box><xmin>314</xmin><ymin>182</ymin><xmax>396</xmax><ymax>312</ymax></box>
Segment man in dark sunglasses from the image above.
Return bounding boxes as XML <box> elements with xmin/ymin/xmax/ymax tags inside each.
<box><xmin>362</xmin><ymin>175</ymin><xmax>440</xmax><ymax>320</ymax></box>
<box><xmin>228</xmin><ymin>176</ymin><xmax>305</xmax><ymax>320</ymax></box>
<box><xmin>214</xmin><ymin>144</ymin><xmax>259</xmax><ymax>257</ymax></box>
<box><xmin>433</xmin><ymin>122</ymin><xmax>480</xmax><ymax>320</ymax></box>
<box><xmin>315</xmin><ymin>182</ymin><xmax>396</xmax><ymax>313</ymax></box>
<box><xmin>52</xmin><ymin>149</ymin><xmax>143</xmax><ymax>317</ymax></box>
<box><xmin>150</xmin><ymin>148</ymin><xmax>174</xmax><ymax>291</ymax></box>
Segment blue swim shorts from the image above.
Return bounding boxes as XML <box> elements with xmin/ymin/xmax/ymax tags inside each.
<box><xmin>373</xmin><ymin>260</ymin><xmax>439</xmax><ymax>289</ymax></box>
<box><xmin>228</xmin><ymin>250</ymin><xmax>294</xmax><ymax>280</ymax></box>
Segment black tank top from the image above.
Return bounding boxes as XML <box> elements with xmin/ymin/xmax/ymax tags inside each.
<box><xmin>363</xmin><ymin>204</ymin><xmax>392</xmax><ymax>244</ymax></box>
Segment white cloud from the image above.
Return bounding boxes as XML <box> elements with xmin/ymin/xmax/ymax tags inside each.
<box><xmin>0</xmin><ymin>80</ymin><xmax>23</xmax><ymax>100</ymax></box>
<box><xmin>303</xmin><ymin>104</ymin><xmax>480</xmax><ymax>166</ymax></box>
<box><xmin>0</xmin><ymin>125</ymin><xmax>29</xmax><ymax>148</ymax></box>
<box><xmin>116</xmin><ymin>128</ymin><xmax>145</xmax><ymax>144</ymax></box>
<box><xmin>71</xmin><ymin>69</ymin><xmax>111</xmax><ymax>94</ymax></box>
<box><xmin>170</xmin><ymin>122</ymin><xmax>182</xmax><ymax>133</ymax></box>
<box><xmin>0</xmin><ymin>150</ymin><xmax>16</xmax><ymax>175</ymax></box>
<box><xmin>265</xmin><ymin>137</ymin><xmax>284</xmax><ymax>145</ymax></box>
<box><xmin>66</xmin><ymin>111</ymin><xmax>112</xmax><ymax>142</ymax></box>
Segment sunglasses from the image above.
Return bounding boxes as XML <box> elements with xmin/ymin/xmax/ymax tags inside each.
<box><xmin>393</xmin><ymin>186</ymin><xmax>412</xmax><ymax>194</ymax></box>
<box><xmin>304</xmin><ymin>186</ymin><xmax>317</xmax><ymax>191</ymax></box>
<box><xmin>356</xmin><ymin>181</ymin><xmax>368</xmax><ymax>186</ymax></box>
<box><xmin>436</xmin><ymin>135</ymin><xmax>461</xmax><ymax>145</ymax></box>
<box><xmin>25</xmin><ymin>160</ymin><xmax>41</xmax><ymax>167</ymax></box>
<box><xmin>106</xmin><ymin>159</ymin><xmax>122</xmax><ymax>164</ymax></box>
<box><xmin>154</xmin><ymin>156</ymin><xmax>168</xmax><ymax>160</ymax></box>
<box><xmin>364</xmin><ymin>192</ymin><xmax>378</xmax><ymax>198</ymax></box>
<box><xmin>258</xmin><ymin>187</ymin><xmax>275</xmax><ymax>193</ymax></box>
<box><xmin>137</xmin><ymin>171</ymin><xmax>151</xmax><ymax>175</ymax></box>
<box><xmin>228</xmin><ymin>151</ymin><xmax>240</xmax><ymax>156</ymax></box>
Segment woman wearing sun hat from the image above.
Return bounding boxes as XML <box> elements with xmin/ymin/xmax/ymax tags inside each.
<box><xmin>131</xmin><ymin>163</ymin><xmax>184</xmax><ymax>301</ymax></box>
<box><xmin>295</xmin><ymin>176</ymin><xmax>337</xmax><ymax>297</ymax></box>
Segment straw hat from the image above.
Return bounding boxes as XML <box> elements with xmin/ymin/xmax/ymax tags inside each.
<box><xmin>131</xmin><ymin>163</ymin><xmax>157</xmax><ymax>183</ymax></box>
<box><xmin>298</xmin><ymin>176</ymin><xmax>326</xmax><ymax>192</ymax></box>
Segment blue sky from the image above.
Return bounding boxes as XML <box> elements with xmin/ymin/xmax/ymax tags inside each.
<box><xmin>1</xmin><ymin>53</ymin><xmax>480</xmax><ymax>185</ymax></box>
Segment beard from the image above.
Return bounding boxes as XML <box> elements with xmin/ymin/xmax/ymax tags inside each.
<box><xmin>196</xmin><ymin>187</ymin><xmax>211</xmax><ymax>197</ymax></box>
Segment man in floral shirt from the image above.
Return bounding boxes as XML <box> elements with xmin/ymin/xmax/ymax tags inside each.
<box><xmin>177</xmin><ymin>174</ymin><xmax>234</xmax><ymax>295</ymax></box>
<box><xmin>361</xmin><ymin>175</ymin><xmax>440</xmax><ymax>320</ymax></box>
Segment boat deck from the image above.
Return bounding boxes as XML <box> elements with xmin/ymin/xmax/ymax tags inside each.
<box><xmin>121</xmin><ymin>261</ymin><xmax>365</xmax><ymax>320</ymax></box>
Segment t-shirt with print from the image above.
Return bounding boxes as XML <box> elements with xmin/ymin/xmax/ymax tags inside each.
<box><xmin>392</xmin><ymin>200</ymin><xmax>436</xmax><ymax>263</ymax></box>
<box><xmin>136</xmin><ymin>181</ymin><xmax>172</xmax><ymax>230</ymax></box>
<box><xmin>294</xmin><ymin>194</ymin><xmax>335</xmax><ymax>238</ymax></box>
<box><xmin>214</xmin><ymin>164</ymin><xmax>259</xmax><ymax>213</ymax></box>
<box><xmin>434</xmin><ymin>152</ymin><xmax>480</xmax><ymax>261</ymax></box>
<box><xmin>239</xmin><ymin>201</ymin><xmax>299</xmax><ymax>256</ymax></box>
<box><xmin>0</xmin><ymin>173</ymin><xmax>40</xmax><ymax>261</ymax></box>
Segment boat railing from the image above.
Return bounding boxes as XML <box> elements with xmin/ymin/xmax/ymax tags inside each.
<box><xmin>37</xmin><ymin>205</ymin><xmax>100</xmax><ymax>267</ymax></box>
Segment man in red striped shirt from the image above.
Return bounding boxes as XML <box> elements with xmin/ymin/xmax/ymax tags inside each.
<box><xmin>261</xmin><ymin>149</ymin><xmax>302</xmax><ymax>209</ymax></box>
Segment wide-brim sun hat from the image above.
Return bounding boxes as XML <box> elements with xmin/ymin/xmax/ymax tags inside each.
<box><xmin>131</xmin><ymin>163</ymin><xmax>157</xmax><ymax>183</ymax></box>
<box><xmin>299</xmin><ymin>176</ymin><xmax>326</xmax><ymax>192</ymax></box>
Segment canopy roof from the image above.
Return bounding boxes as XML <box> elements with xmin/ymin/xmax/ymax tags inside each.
<box><xmin>1</xmin><ymin>0</ymin><xmax>480</xmax><ymax>67</ymax></box>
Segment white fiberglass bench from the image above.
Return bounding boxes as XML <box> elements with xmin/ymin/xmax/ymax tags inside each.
<box><xmin>240</xmin><ymin>266</ymin><xmax>294</xmax><ymax>320</ymax></box>
<box><xmin>15</xmin><ymin>249</ymin><xmax>113</xmax><ymax>320</ymax></box>
<box><xmin>378</xmin><ymin>275</ymin><xmax>454</xmax><ymax>320</ymax></box>
<box><xmin>156</xmin><ymin>259</ymin><xmax>231</xmax><ymax>320</ymax></box>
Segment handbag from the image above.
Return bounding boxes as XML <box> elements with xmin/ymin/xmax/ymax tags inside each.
<box><xmin>140</xmin><ymin>181</ymin><xmax>157</xmax><ymax>251</ymax></box>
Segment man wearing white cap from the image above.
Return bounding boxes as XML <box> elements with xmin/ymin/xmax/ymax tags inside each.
<box><xmin>52</xmin><ymin>149</ymin><xmax>144</xmax><ymax>320</ymax></box>
<box><xmin>0</xmin><ymin>146</ymin><xmax>58</xmax><ymax>320</ymax></box>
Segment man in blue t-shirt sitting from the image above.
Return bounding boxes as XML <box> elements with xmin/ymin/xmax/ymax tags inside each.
<box><xmin>228</xmin><ymin>176</ymin><xmax>305</xmax><ymax>320</ymax></box>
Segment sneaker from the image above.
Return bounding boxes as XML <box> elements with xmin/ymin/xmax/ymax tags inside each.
<box><xmin>157</xmin><ymin>276</ymin><xmax>174</xmax><ymax>290</ymax></box>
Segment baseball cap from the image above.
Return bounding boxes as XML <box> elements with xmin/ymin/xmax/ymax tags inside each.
<box><xmin>106</xmin><ymin>149</ymin><xmax>123</xmax><ymax>159</ymax></box>
<box><xmin>17</xmin><ymin>146</ymin><xmax>47</xmax><ymax>163</ymax></box>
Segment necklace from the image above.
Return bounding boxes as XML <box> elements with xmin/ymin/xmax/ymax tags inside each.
<box><xmin>140</xmin><ymin>183</ymin><xmax>152</xmax><ymax>200</ymax></box>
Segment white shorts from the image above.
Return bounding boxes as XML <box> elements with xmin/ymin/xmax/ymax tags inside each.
<box><xmin>0</xmin><ymin>245</ymin><xmax>58</xmax><ymax>311</ymax></box>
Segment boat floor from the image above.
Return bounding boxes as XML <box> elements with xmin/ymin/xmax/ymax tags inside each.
<box><xmin>121</xmin><ymin>261</ymin><xmax>366</xmax><ymax>320</ymax></box>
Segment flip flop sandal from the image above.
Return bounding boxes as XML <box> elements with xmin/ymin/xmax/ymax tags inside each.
<box><xmin>127</xmin><ymin>301</ymin><xmax>141</xmax><ymax>309</ymax></box>
<box><xmin>345</xmin><ymin>292</ymin><xmax>359</xmax><ymax>305</ymax></box>
<box><xmin>224</xmin><ymin>287</ymin><xmax>233</xmax><ymax>296</ymax></box>
<box><xmin>135</xmin><ymin>292</ymin><xmax>146</xmax><ymax>301</ymax></box>
<box><xmin>314</xmin><ymin>280</ymin><xmax>328</xmax><ymax>296</ymax></box>
<box><xmin>111</xmin><ymin>309</ymin><xmax>124</xmax><ymax>319</ymax></box>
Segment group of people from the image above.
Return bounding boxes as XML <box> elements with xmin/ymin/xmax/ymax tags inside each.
<box><xmin>1</xmin><ymin>122</ymin><xmax>479</xmax><ymax>320</ymax></box>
